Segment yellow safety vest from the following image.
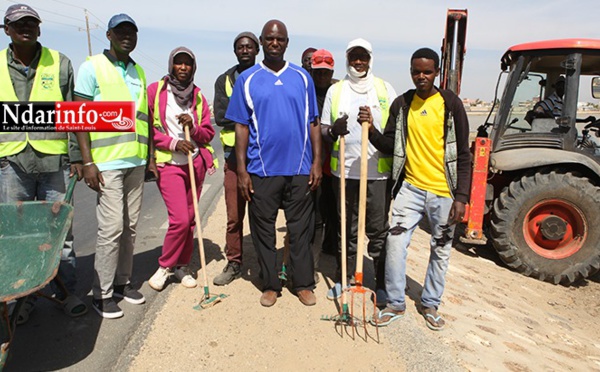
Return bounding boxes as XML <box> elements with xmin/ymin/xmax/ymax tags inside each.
<box><xmin>218</xmin><ymin>74</ymin><xmax>235</xmax><ymax>148</ymax></box>
<box><xmin>0</xmin><ymin>47</ymin><xmax>68</xmax><ymax>157</ymax></box>
<box><xmin>87</xmin><ymin>54</ymin><xmax>149</xmax><ymax>164</ymax></box>
<box><xmin>151</xmin><ymin>79</ymin><xmax>217</xmax><ymax>167</ymax></box>
<box><xmin>330</xmin><ymin>77</ymin><xmax>392</xmax><ymax>173</ymax></box>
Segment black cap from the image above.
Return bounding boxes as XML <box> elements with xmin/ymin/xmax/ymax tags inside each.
<box><xmin>4</xmin><ymin>3</ymin><xmax>41</xmax><ymax>24</ymax></box>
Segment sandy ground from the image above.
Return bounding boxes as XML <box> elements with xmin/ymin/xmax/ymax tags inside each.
<box><xmin>129</xmin><ymin>193</ymin><xmax>600</xmax><ymax>372</ymax></box>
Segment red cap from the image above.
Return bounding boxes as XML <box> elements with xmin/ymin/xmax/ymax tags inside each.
<box><xmin>311</xmin><ymin>49</ymin><xmax>334</xmax><ymax>70</ymax></box>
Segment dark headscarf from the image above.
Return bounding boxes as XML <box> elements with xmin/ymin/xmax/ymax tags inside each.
<box><xmin>166</xmin><ymin>46</ymin><xmax>197</xmax><ymax>108</ymax></box>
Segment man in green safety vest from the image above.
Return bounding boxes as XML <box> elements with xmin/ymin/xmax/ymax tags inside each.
<box><xmin>0</xmin><ymin>3</ymin><xmax>87</xmax><ymax>323</ymax></box>
<box><xmin>320</xmin><ymin>38</ymin><xmax>397</xmax><ymax>305</ymax></box>
<box><xmin>212</xmin><ymin>31</ymin><xmax>259</xmax><ymax>286</ymax></box>
<box><xmin>74</xmin><ymin>13</ymin><xmax>149</xmax><ymax>319</ymax></box>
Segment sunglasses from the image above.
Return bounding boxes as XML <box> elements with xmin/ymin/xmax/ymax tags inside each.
<box><xmin>8</xmin><ymin>19</ymin><xmax>39</xmax><ymax>28</ymax></box>
<box><xmin>312</xmin><ymin>55</ymin><xmax>333</xmax><ymax>65</ymax></box>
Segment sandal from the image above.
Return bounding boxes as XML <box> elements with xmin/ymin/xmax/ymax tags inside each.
<box><xmin>370</xmin><ymin>307</ymin><xmax>405</xmax><ymax>327</ymax></box>
<box><xmin>420</xmin><ymin>306</ymin><xmax>445</xmax><ymax>331</ymax></box>
<box><xmin>62</xmin><ymin>295</ymin><xmax>88</xmax><ymax>318</ymax></box>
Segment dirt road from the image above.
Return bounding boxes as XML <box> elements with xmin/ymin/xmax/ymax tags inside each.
<box><xmin>129</xmin><ymin>194</ymin><xmax>600</xmax><ymax>371</ymax></box>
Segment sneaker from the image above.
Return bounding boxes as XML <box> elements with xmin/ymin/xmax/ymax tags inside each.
<box><xmin>326</xmin><ymin>283</ymin><xmax>341</xmax><ymax>300</ymax></box>
<box><xmin>326</xmin><ymin>282</ymin><xmax>349</xmax><ymax>300</ymax></box>
<box><xmin>113</xmin><ymin>283</ymin><xmax>146</xmax><ymax>305</ymax></box>
<box><xmin>148</xmin><ymin>267</ymin><xmax>173</xmax><ymax>291</ymax></box>
<box><xmin>213</xmin><ymin>262</ymin><xmax>241</xmax><ymax>286</ymax></box>
<box><xmin>174</xmin><ymin>266</ymin><xmax>198</xmax><ymax>288</ymax></box>
<box><xmin>92</xmin><ymin>298</ymin><xmax>123</xmax><ymax>319</ymax></box>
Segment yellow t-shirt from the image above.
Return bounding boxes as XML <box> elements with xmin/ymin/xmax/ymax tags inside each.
<box><xmin>404</xmin><ymin>92</ymin><xmax>451</xmax><ymax>197</ymax></box>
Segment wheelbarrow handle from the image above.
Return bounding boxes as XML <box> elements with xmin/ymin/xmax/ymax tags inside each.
<box><xmin>63</xmin><ymin>175</ymin><xmax>78</xmax><ymax>204</ymax></box>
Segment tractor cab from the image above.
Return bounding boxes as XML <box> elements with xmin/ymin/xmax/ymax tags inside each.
<box><xmin>488</xmin><ymin>39</ymin><xmax>600</xmax><ymax>160</ymax></box>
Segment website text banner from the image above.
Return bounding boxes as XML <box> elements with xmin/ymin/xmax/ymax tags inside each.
<box><xmin>0</xmin><ymin>101</ymin><xmax>136</xmax><ymax>132</ymax></box>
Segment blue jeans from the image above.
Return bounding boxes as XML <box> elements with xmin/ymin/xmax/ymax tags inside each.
<box><xmin>0</xmin><ymin>160</ymin><xmax>77</xmax><ymax>295</ymax></box>
<box><xmin>385</xmin><ymin>181</ymin><xmax>455</xmax><ymax>311</ymax></box>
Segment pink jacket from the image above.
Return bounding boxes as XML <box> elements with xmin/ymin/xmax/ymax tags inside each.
<box><xmin>147</xmin><ymin>80</ymin><xmax>215</xmax><ymax>167</ymax></box>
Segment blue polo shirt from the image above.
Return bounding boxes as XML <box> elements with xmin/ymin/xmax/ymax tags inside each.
<box><xmin>225</xmin><ymin>61</ymin><xmax>318</xmax><ymax>177</ymax></box>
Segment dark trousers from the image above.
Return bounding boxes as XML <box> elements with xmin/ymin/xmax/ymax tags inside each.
<box><xmin>248</xmin><ymin>175</ymin><xmax>315</xmax><ymax>292</ymax></box>
<box><xmin>223</xmin><ymin>154</ymin><xmax>247</xmax><ymax>264</ymax></box>
<box><xmin>319</xmin><ymin>174</ymin><xmax>339</xmax><ymax>254</ymax></box>
<box><xmin>332</xmin><ymin>177</ymin><xmax>391</xmax><ymax>290</ymax></box>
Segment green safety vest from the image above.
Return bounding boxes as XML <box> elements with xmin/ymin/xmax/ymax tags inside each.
<box><xmin>87</xmin><ymin>54</ymin><xmax>149</xmax><ymax>164</ymax></box>
<box><xmin>330</xmin><ymin>77</ymin><xmax>392</xmax><ymax>173</ymax></box>
<box><xmin>218</xmin><ymin>74</ymin><xmax>235</xmax><ymax>148</ymax></box>
<box><xmin>152</xmin><ymin>79</ymin><xmax>217</xmax><ymax>166</ymax></box>
<box><xmin>0</xmin><ymin>47</ymin><xmax>68</xmax><ymax>157</ymax></box>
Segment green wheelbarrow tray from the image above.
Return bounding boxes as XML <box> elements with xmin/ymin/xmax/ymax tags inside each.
<box><xmin>0</xmin><ymin>176</ymin><xmax>76</xmax><ymax>369</ymax></box>
<box><xmin>0</xmin><ymin>176</ymin><xmax>76</xmax><ymax>302</ymax></box>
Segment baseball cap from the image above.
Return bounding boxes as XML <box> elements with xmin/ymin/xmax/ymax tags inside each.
<box><xmin>346</xmin><ymin>38</ymin><xmax>373</xmax><ymax>54</ymax></box>
<box><xmin>234</xmin><ymin>31</ymin><xmax>259</xmax><ymax>49</ymax></box>
<box><xmin>107</xmin><ymin>13</ymin><xmax>138</xmax><ymax>31</ymax></box>
<box><xmin>311</xmin><ymin>49</ymin><xmax>334</xmax><ymax>70</ymax></box>
<box><xmin>4</xmin><ymin>4</ymin><xmax>41</xmax><ymax>24</ymax></box>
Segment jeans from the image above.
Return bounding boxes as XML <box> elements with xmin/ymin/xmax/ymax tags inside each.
<box><xmin>0</xmin><ymin>160</ymin><xmax>77</xmax><ymax>295</ymax></box>
<box><xmin>385</xmin><ymin>181</ymin><xmax>455</xmax><ymax>311</ymax></box>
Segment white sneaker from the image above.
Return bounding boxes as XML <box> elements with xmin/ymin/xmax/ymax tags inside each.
<box><xmin>174</xmin><ymin>267</ymin><xmax>198</xmax><ymax>288</ymax></box>
<box><xmin>148</xmin><ymin>267</ymin><xmax>172</xmax><ymax>291</ymax></box>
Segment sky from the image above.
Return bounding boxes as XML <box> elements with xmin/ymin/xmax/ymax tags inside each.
<box><xmin>4</xmin><ymin>0</ymin><xmax>599</xmax><ymax>103</ymax></box>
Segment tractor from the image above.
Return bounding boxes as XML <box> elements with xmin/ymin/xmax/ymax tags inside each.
<box><xmin>463</xmin><ymin>39</ymin><xmax>600</xmax><ymax>285</ymax></box>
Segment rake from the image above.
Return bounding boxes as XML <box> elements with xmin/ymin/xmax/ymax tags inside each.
<box><xmin>321</xmin><ymin>132</ymin><xmax>352</xmax><ymax>326</ymax></box>
<box><xmin>183</xmin><ymin>126</ymin><xmax>227</xmax><ymax>310</ymax></box>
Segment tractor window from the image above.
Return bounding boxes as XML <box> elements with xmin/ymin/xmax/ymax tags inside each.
<box><xmin>505</xmin><ymin>73</ymin><xmax>545</xmax><ymax>134</ymax></box>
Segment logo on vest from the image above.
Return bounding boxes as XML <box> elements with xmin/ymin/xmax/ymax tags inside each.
<box><xmin>420</xmin><ymin>109</ymin><xmax>428</xmax><ymax>116</ymax></box>
<box><xmin>274</xmin><ymin>79</ymin><xmax>283</xmax><ymax>86</ymax></box>
<box><xmin>40</xmin><ymin>73</ymin><xmax>55</xmax><ymax>90</ymax></box>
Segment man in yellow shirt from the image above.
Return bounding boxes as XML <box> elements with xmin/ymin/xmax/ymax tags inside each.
<box><xmin>365</xmin><ymin>48</ymin><xmax>471</xmax><ymax>330</ymax></box>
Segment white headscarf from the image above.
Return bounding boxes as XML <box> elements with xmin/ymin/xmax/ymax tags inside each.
<box><xmin>345</xmin><ymin>38</ymin><xmax>374</xmax><ymax>94</ymax></box>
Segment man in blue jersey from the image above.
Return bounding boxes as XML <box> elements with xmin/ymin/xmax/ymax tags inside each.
<box><xmin>226</xmin><ymin>19</ymin><xmax>322</xmax><ymax>307</ymax></box>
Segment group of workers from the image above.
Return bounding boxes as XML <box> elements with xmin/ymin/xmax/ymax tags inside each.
<box><xmin>0</xmin><ymin>4</ymin><xmax>471</xmax><ymax>332</ymax></box>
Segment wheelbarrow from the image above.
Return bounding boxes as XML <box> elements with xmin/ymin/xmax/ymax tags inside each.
<box><xmin>0</xmin><ymin>176</ymin><xmax>77</xmax><ymax>370</ymax></box>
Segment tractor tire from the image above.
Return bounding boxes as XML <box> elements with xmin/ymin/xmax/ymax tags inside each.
<box><xmin>491</xmin><ymin>169</ymin><xmax>600</xmax><ymax>285</ymax></box>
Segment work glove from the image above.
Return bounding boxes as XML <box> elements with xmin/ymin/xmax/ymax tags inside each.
<box><xmin>330</xmin><ymin>114</ymin><xmax>349</xmax><ymax>137</ymax></box>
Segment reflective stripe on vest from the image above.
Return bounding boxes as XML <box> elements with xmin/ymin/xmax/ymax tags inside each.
<box><xmin>0</xmin><ymin>47</ymin><xmax>68</xmax><ymax>157</ymax></box>
<box><xmin>329</xmin><ymin>77</ymin><xmax>392</xmax><ymax>173</ymax></box>
<box><xmin>87</xmin><ymin>54</ymin><xmax>149</xmax><ymax>164</ymax></box>
<box><xmin>152</xmin><ymin>80</ymin><xmax>217</xmax><ymax>166</ymax></box>
<box><xmin>219</xmin><ymin>74</ymin><xmax>235</xmax><ymax>148</ymax></box>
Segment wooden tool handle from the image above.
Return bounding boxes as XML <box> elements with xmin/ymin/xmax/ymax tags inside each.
<box><xmin>355</xmin><ymin>122</ymin><xmax>369</xmax><ymax>284</ymax></box>
<box><xmin>339</xmin><ymin>135</ymin><xmax>347</xmax><ymax>302</ymax></box>
<box><xmin>185</xmin><ymin>126</ymin><xmax>209</xmax><ymax>288</ymax></box>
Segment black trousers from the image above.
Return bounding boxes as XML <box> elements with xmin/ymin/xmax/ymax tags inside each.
<box><xmin>332</xmin><ymin>177</ymin><xmax>391</xmax><ymax>290</ymax></box>
<box><xmin>249</xmin><ymin>175</ymin><xmax>315</xmax><ymax>292</ymax></box>
<box><xmin>319</xmin><ymin>174</ymin><xmax>340</xmax><ymax>254</ymax></box>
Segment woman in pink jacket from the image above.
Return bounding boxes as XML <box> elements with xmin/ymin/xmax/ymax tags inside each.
<box><xmin>147</xmin><ymin>47</ymin><xmax>215</xmax><ymax>291</ymax></box>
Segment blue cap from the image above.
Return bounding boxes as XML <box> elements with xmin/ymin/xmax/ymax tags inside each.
<box><xmin>107</xmin><ymin>13</ymin><xmax>137</xmax><ymax>31</ymax></box>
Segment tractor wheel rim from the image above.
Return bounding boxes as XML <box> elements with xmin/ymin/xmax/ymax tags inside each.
<box><xmin>523</xmin><ymin>199</ymin><xmax>587</xmax><ymax>259</ymax></box>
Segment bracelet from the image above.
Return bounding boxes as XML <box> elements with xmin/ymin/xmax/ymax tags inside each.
<box><xmin>83</xmin><ymin>162</ymin><xmax>95</xmax><ymax>167</ymax></box>
<box><xmin>328</xmin><ymin>126</ymin><xmax>336</xmax><ymax>139</ymax></box>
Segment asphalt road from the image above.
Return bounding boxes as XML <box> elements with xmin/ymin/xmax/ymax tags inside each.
<box><xmin>4</xmin><ymin>125</ymin><xmax>224</xmax><ymax>372</ymax></box>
